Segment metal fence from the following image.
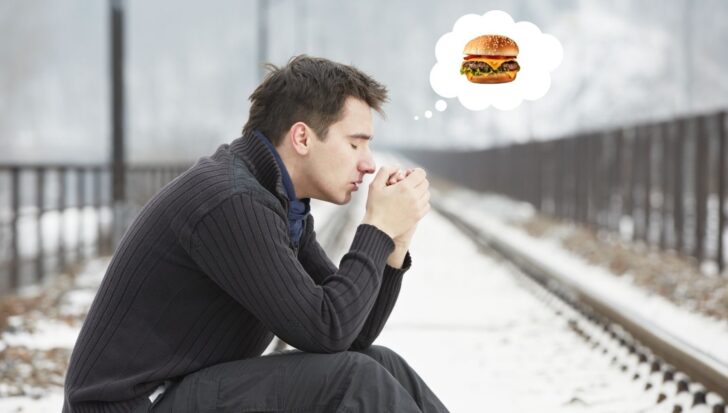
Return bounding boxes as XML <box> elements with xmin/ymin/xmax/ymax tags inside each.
<box><xmin>400</xmin><ymin>110</ymin><xmax>727</xmax><ymax>274</ymax></box>
<box><xmin>0</xmin><ymin>163</ymin><xmax>189</xmax><ymax>296</ymax></box>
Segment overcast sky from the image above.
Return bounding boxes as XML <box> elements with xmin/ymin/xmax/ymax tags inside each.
<box><xmin>1</xmin><ymin>0</ymin><xmax>727</xmax><ymax>163</ymax></box>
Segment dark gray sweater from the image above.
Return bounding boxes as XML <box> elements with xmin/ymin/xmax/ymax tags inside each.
<box><xmin>62</xmin><ymin>133</ymin><xmax>411</xmax><ymax>412</ymax></box>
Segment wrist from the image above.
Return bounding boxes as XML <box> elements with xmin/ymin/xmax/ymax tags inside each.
<box><xmin>361</xmin><ymin>216</ymin><xmax>395</xmax><ymax>240</ymax></box>
<box><xmin>387</xmin><ymin>246</ymin><xmax>408</xmax><ymax>269</ymax></box>
<box><xmin>392</xmin><ymin>240</ymin><xmax>409</xmax><ymax>251</ymax></box>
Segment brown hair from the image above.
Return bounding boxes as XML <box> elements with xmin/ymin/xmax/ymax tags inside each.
<box><xmin>242</xmin><ymin>55</ymin><xmax>389</xmax><ymax>146</ymax></box>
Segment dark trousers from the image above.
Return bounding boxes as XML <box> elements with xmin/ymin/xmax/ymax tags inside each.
<box><xmin>148</xmin><ymin>345</ymin><xmax>449</xmax><ymax>412</ymax></box>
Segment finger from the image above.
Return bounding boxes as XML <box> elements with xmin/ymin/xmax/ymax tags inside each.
<box><xmin>417</xmin><ymin>191</ymin><xmax>430</xmax><ymax>208</ymax></box>
<box><xmin>389</xmin><ymin>169</ymin><xmax>408</xmax><ymax>185</ymax></box>
<box><xmin>416</xmin><ymin>202</ymin><xmax>431</xmax><ymax>219</ymax></box>
<box><xmin>417</xmin><ymin>189</ymin><xmax>431</xmax><ymax>203</ymax></box>
<box><xmin>413</xmin><ymin>179</ymin><xmax>430</xmax><ymax>198</ymax></box>
<box><xmin>414</xmin><ymin>177</ymin><xmax>429</xmax><ymax>190</ymax></box>
<box><xmin>373</xmin><ymin>166</ymin><xmax>398</xmax><ymax>187</ymax></box>
<box><xmin>388</xmin><ymin>169</ymin><xmax>402</xmax><ymax>184</ymax></box>
<box><xmin>403</xmin><ymin>168</ymin><xmax>426</xmax><ymax>186</ymax></box>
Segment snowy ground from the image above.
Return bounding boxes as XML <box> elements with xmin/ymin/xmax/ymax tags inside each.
<box><xmin>0</xmin><ymin>258</ymin><xmax>107</xmax><ymax>412</ymax></box>
<box><xmin>0</xmin><ymin>190</ymin><xmax>651</xmax><ymax>412</ymax></box>
<box><xmin>431</xmin><ymin>183</ymin><xmax>728</xmax><ymax>374</ymax></box>
<box><xmin>1</xmin><ymin>153</ymin><xmax>725</xmax><ymax>411</ymax></box>
<box><xmin>375</xmin><ymin>208</ymin><xmax>658</xmax><ymax>412</ymax></box>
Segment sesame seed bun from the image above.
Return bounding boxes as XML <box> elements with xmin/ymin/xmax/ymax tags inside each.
<box><xmin>463</xmin><ymin>34</ymin><xmax>519</xmax><ymax>57</ymax></box>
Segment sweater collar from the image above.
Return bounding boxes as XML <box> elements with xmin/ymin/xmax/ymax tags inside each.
<box><xmin>228</xmin><ymin>130</ymin><xmax>311</xmax><ymax>218</ymax></box>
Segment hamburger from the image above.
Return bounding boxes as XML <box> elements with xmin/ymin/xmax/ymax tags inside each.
<box><xmin>460</xmin><ymin>34</ymin><xmax>520</xmax><ymax>84</ymax></box>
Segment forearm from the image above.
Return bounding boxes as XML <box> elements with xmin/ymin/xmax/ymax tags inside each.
<box><xmin>349</xmin><ymin>250</ymin><xmax>411</xmax><ymax>350</ymax></box>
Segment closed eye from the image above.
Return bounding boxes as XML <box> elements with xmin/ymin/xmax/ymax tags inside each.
<box><xmin>350</xmin><ymin>144</ymin><xmax>358</xmax><ymax>150</ymax></box>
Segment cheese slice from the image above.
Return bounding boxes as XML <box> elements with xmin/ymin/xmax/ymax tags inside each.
<box><xmin>463</xmin><ymin>57</ymin><xmax>513</xmax><ymax>70</ymax></box>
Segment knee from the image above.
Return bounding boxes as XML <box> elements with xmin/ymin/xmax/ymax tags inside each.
<box><xmin>357</xmin><ymin>344</ymin><xmax>401</xmax><ymax>364</ymax></box>
<box><xmin>336</xmin><ymin>350</ymin><xmax>378</xmax><ymax>368</ymax></box>
<box><xmin>328</xmin><ymin>351</ymin><xmax>389</xmax><ymax>378</ymax></box>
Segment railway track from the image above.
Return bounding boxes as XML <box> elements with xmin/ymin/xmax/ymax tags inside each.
<box><xmin>433</xmin><ymin>198</ymin><xmax>728</xmax><ymax>413</ymax></box>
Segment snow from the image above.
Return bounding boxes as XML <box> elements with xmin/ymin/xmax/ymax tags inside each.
<box><xmin>10</xmin><ymin>206</ymin><xmax>112</xmax><ymax>258</ymax></box>
<box><xmin>2</xmin><ymin>319</ymin><xmax>80</xmax><ymax>350</ymax></box>
<box><xmin>375</xmin><ymin>200</ymin><xmax>649</xmax><ymax>412</ymax></box>
<box><xmin>2</xmin><ymin>155</ymin><xmax>725</xmax><ymax>411</ymax></box>
<box><xmin>434</xmin><ymin>185</ymin><xmax>728</xmax><ymax>375</ymax></box>
<box><xmin>0</xmin><ymin>391</ymin><xmax>65</xmax><ymax>413</ymax></box>
<box><xmin>330</xmin><ymin>154</ymin><xmax>653</xmax><ymax>411</ymax></box>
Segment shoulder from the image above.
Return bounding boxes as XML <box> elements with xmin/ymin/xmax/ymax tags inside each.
<box><xmin>172</xmin><ymin>152</ymin><xmax>284</xmax><ymax>249</ymax></box>
<box><xmin>230</xmin><ymin>154</ymin><xmax>282</xmax><ymax>213</ymax></box>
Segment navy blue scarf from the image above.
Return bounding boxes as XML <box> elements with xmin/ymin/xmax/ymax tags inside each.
<box><xmin>252</xmin><ymin>130</ymin><xmax>311</xmax><ymax>246</ymax></box>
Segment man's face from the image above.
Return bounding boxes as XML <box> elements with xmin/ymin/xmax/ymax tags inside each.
<box><xmin>305</xmin><ymin>97</ymin><xmax>376</xmax><ymax>205</ymax></box>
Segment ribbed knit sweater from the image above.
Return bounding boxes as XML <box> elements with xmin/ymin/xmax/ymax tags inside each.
<box><xmin>62</xmin><ymin>133</ymin><xmax>412</xmax><ymax>413</ymax></box>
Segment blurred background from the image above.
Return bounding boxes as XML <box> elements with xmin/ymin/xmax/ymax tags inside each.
<box><xmin>1</xmin><ymin>1</ymin><xmax>728</xmax><ymax>411</ymax></box>
<box><xmin>3</xmin><ymin>0</ymin><xmax>728</xmax><ymax>163</ymax></box>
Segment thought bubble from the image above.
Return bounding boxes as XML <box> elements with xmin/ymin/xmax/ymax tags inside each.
<box><xmin>435</xmin><ymin>100</ymin><xmax>448</xmax><ymax>112</ymax></box>
<box><xmin>429</xmin><ymin>10</ymin><xmax>563</xmax><ymax>111</ymax></box>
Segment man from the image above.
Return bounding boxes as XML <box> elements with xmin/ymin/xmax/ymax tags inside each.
<box><xmin>63</xmin><ymin>55</ymin><xmax>447</xmax><ymax>412</ymax></box>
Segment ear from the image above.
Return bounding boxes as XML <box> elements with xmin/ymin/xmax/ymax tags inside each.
<box><xmin>288</xmin><ymin>122</ymin><xmax>311</xmax><ymax>156</ymax></box>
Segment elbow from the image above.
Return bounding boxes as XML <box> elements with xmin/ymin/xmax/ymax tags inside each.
<box><xmin>347</xmin><ymin>335</ymin><xmax>374</xmax><ymax>351</ymax></box>
<box><xmin>291</xmin><ymin>334</ymin><xmax>357</xmax><ymax>354</ymax></box>
<box><xmin>323</xmin><ymin>335</ymin><xmax>359</xmax><ymax>353</ymax></box>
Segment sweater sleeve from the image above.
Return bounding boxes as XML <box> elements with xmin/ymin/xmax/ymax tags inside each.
<box><xmin>188</xmin><ymin>192</ymin><xmax>394</xmax><ymax>353</ymax></box>
<box><xmin>296</xmin><ymin>215</ymin><xmax>338</xmax><ymax>285</ymax></box>
<box><xmin>348</xmin><ymin>251</ymin><xmax>411</xmax><ymax>350</ymax></box>
<box><xmin>297</xmin><ymin>215</ymin><xmax>412</xmax><ymax>350</ymax></box>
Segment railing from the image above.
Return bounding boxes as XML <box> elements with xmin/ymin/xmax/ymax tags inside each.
<box><xmin>0</xmin><ymin>163</ymin><xmax>189</xmax><ymax>296</ymax></box>
<box><xmin>399</xmin><ymin>110</ymin><xmax>727</xmax><ymax>273</ymax></box>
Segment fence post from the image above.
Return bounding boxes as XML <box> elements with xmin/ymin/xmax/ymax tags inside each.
<box><xmin>643</xmin><ymin>127</ymin><xmax>653</xmax><ymax>244</ymax></box>
<box><xmin>595</xmin><ymin>133</ymin><xmax>606</xmax><ymax>228</ymax></box>
<box><xmin>556</xmin><ymin>140</ymin><xmax>564</xmax><ymax>219</ymax></box>
<box><xmin>582</xmin><ymin>136</ymin><xmax>588</xmax><ymax>225</ymax></box>
<box><xmin>591</xmin><ymin>134</ymin><xmax>597</xmax><ymax>227</ymax></box>
<box><xmin>77</xmin><ymin>167</ymin><xmax>86</xmax><ymax>264</ymax></box>
<box><xmin>36</xmin><ymin>167</ymin><xmax>45</xmax><ymax>284</ymax></box>
<box><xmin>674</xmin><ymin>118</ymin><xmax>686</xmax><ymax>255</ymax></box>
<box><xmin>626</xmin><ymin>128</ymin><xmax>637</xmax><ymax>241</ymax></box>
<box><xmin>94</xmin><ymin>167</ymin><xmax>104</xmax><ymax>255</ymax></box>
<box><xmin>584</xmin><ymin>136</ymin><xmax>592</xmax><ymax>226</ymax></box>
<box><xmin>572</xmin><ymin>138</ymin><xmax>580</xmax><ymax>222</ymax></box>
<box><xmin>694</xmin><ymin>116</ymin><xmax>708</xmax><ymax>264</ymax></box>
<box><xmin>719</xmin><ymin>111</ymin><xmax>726</xmax><ymax>274</ymax></box>
<box><xmin>10</xmin><ymin>167</ymin><xmax>20</xmax><ymax>291</ymax></box>
<box><xmin>614</xmin><ymin>130</ymin><xmax>624</xmax><ymax>232</ymax></box>
<box><xmin>58</xmin><ymin>167</ymin><xmax>67</xmax><ymax>274</ymax></box>
<box><xmin>660</xmin><ymin>122</ymin><xmax>670</xmax><ymax>250</ymax></box>
<box><xmin>627</xmin><ymin>126</ymin><xmax>640</xmax><ymax>241</ymax></box>
<box><xmin>549</xmin><ymin>142</ymin><xmax>555</xmax><ymax>214</ymax></box>
<box><xmin>535</xmin><ymin>142</ymin><xmax>543</xmax><ymax>212</ymax></box>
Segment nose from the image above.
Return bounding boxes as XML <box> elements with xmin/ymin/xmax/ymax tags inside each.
<box><xmin>359</xmin><ymin>152</ymin><xmax>376</xmax><ymax>175</ymax></box>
